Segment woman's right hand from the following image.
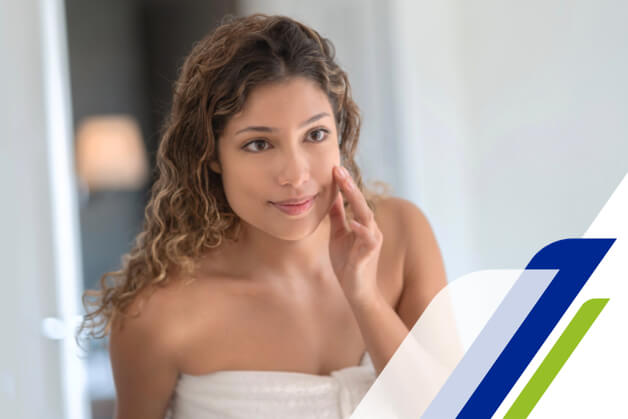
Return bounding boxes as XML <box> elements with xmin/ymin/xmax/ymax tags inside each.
<box><xmin>327</xmin><ymin>166</ymin><xmax>384</xmax><ymax>306</ymax></box>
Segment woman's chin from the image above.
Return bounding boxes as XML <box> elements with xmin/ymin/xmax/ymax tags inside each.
<box><xmin>272</xmin><ymin>215</ymin><xmax>328</xmax><ymax>242</ymax></box>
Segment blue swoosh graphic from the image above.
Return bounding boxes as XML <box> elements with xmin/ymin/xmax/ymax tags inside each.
<box><xmin>457</xmin><ymin>238</ymin><xmax>614</xmax><ymax>418</ymax></box>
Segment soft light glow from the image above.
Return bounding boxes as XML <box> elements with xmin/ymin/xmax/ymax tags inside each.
<box><xmin>75</xmin><ymin>115</ymin><xmax>149</xmax><ymax>190</ymax></box>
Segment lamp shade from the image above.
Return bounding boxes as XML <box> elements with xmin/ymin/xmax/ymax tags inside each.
<box><xmin>75</xmin><ymin>115</ymin><xmax>149</xmax><ymax>190</ymax></box>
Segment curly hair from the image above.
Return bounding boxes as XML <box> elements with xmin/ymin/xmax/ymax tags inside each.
<box><xmin>77</xmin><ymin>13</ymin><xmax>388</xmax><ymax>344</ymax></box>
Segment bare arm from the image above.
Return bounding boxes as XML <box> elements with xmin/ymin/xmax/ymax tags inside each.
<box><xmin>394</xmin><ymin>199</ymin><xmax>448</xmax><ymax>330</ymax></box>
<box><xmin>109</xmin><ymin>298</ymin><xmax>180</xmax><ymax>419</ymax></box>
<box><xmin>348</xmin><ymin>198</ymin><xmax>449</xmax><ymax>376</ymax></box>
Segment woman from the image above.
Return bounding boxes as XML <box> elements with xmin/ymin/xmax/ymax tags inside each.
<box><xmin>79</xmin><ymin>13</ymin><xmax>447</xmax><ymax>419</ymax></box>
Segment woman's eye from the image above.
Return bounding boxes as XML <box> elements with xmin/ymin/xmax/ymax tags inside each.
<box><xmin>308</xmin><ymin>128</ymin><xmax>329</xmax><ymax>142</ymax></box>
<box><xmin>242</xmin><ymin>139</ymin><xmax>270</xmax><ymax>152</ymax></box>
<box><xmin>242</xmin><ymin>129</ymin><xmax>329</xmax><ymax>153</ymax></box>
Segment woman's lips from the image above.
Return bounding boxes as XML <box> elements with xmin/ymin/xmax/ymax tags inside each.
<box><xmin>271</xmin><ymin>195</ymin><xmax>316</xmax><ymax>216</ymax></box>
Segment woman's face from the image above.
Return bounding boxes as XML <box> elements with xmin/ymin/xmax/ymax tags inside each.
<box><xmin>213</xmin><ymin>77</ymin><xmax>341</xmax><ymax>241</ymax></box>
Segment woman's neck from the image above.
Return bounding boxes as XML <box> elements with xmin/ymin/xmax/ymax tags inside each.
<box><xmin>205</xmin><ymin>216</ymin><xmax>334</xmax><ymax>283</ymax></box>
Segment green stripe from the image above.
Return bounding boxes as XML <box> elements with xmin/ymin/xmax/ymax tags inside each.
<box><xmin>504</xmin><ymin>298</ymin><xmax>609</xmax><ymax>419</ymax></box>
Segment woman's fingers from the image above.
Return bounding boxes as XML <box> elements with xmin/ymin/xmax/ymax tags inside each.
<box><xmin>333</xmin><ymin>166</ymin><xmax>374</xmax><ymax>227</ymax></box>
<box><xmin>349</xmin><ymin>219</ymin><xmax>377</xmax><ymax>244</ymax></box>
<box><xmin>328</xmin><ymin>188</ymin><xmax>349</xmax><ymax>238</ymax></box>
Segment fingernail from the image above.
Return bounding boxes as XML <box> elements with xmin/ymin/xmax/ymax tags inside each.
<box><xmin>336</xmin><ymin>166</ymin><xmax>346</xmax><ymax>178</ymax></box>
<box><xmin>341</xmin><ymin>167</ymin><xmax>350</xmax><ymax>178</ymax></box>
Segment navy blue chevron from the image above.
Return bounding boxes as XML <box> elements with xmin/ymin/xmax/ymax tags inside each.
<box><xmin>457</xmin><ymin>238</ymin><xmax>615</xmax><ymax>418</ymax></box>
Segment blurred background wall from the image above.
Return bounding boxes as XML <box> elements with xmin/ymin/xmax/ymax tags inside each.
<box><xmin>2</xmin><ymin>0</ymin><xmax>627</xmax><ymax>417</ymax></box>
<box><xmin>396</xmin><ymin>0</ymin><xmax>628</xmax><ymax>281</ymax></box>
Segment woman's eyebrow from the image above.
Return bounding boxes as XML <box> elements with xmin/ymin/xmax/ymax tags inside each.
<box><xmin>234</xmin><ymin>112</ymin><xmax>331</xmax><ymax>135</ymax></box>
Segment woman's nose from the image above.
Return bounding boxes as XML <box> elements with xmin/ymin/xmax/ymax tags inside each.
<box><xmin>276</xmin><ymin>148</ymin><xmax>311</xmax><ymax>187</ymax></box>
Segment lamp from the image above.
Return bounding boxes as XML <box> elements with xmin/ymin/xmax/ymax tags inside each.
<box><xmin>75</xmin><ymin>115</ymin><xmax>149</xmax><ymax>191</ymax></box>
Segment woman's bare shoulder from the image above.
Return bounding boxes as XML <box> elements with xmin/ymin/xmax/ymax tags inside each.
<box><xmin>109</xmin><ymin>272</ymin><xmax>239</xmax><ymax>377</ymax></box>
<box><xmin>110</xmin><ymin>280</ymin><xmax>188</xmax><ymax>353</ymax></box>
<box><xmin>106</xmin><ymin>282</ymin><xmax>183</xmax><ymax>418</ymax></box>
<box><xmin>121</xmin><ymin>272</ymin><xmax>232</xmax><ymax>335</ymax></box>
<box><xmin>373</xmin><ymin>195</ymin><xmax>419</xmax><ymax>240</ymax></box>
<box><xmin>373</xmin><ymin>195</ymin><xmax>431</xmax><ymax>240</ymax></box>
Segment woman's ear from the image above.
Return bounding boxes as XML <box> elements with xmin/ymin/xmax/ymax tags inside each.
<box><xmin>209</xmin><ymin>160</ymin><xmax>222</xmax><ymax>174</ymax></box>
